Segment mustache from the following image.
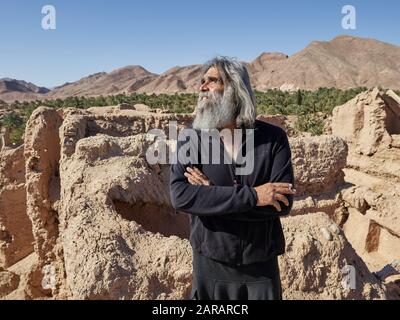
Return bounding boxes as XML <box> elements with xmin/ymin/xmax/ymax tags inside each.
<box><xmin>198</xmin><ymin>90</ymin><xmax>223</xmax><ymax>101</ymax></box>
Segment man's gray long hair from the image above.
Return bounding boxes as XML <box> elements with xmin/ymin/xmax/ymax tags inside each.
<box><xmin>201</xmin><ymin>56</ymin><xmax>256</xmax><ymax>128</ymax></box>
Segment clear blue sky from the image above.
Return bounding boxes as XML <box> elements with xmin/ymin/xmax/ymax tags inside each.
<box><xmin>1</xmin><ymin>0</ymin><xmax>399</xmax><ymax>88</ymax></box>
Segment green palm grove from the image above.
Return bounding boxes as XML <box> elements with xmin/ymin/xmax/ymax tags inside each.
<box><xmin>1</xmin><ymin>88</ymin><xmax>399</xmax><ymax>144</ymax></box>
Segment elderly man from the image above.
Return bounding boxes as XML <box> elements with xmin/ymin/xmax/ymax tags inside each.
<box><xmin>169</xmin><ymin>56</ymin><xmax>296</xmax><ymax>300</ymax></box>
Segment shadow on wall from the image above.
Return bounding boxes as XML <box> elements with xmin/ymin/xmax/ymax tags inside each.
<box><xmin>113</xmin><ymin>200</ymin><xmax>190</xmax><ymax>240</ymax></box>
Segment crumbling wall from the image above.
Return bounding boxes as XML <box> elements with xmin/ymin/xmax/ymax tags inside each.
<box><xmin>330</xmin><ymin>89</ymin><xmax>400</xmax><ymax>275</ymax></box>
<box><xmin>0</xmin><ymin>127</ymin><xmax>12</xmax><ymax>150</ymax></box>
<box><xmin>287</xmin><ymin>135</ymin><xmax>349</xmax><ymax>221</ymax></box>
<box><xmin>0</xmin><ymin>146</ymin><xmax>34</xmax><ymax>267</ymax></box>
<box><xmin>0</xmin><ymin>101</ymin><xmax>397</xmax><ymax>300</ymax></box>
<box><xmin>382</xmin><ymin>90</ymin><xmax>400</xmax><ymax>135</ymax></box>
<box><xmin>0</xmin><ymin>267</ymin><xmax>20</xmax><ymax>298</ymax></box>
<box><xmin>22</xmin><ymin>107</ymin><xmax>68</xmax><ymax>298</ymax></box>
<box><xmin>58</xmin><ymin>110</ymin><xmax>192</xmax><ymax>299</ymax></box>
<box><xmin>290</xmin><ymin>135</ymin><xmax>348</xmax><ymax>197</ymax></box>
<box><xmin>280</xmin><ymin>212</ymin><xmax>390</xmax><ymax>299</ymax></box>
<box><xmin>332</xmin><ymin>88</ymin><xmax>400</xmax><ymax>156</ymax></box>
<box><xmin>341</xmin><ymin>185</ymin><xmax>400</xmax><ymax>270</ymax></box>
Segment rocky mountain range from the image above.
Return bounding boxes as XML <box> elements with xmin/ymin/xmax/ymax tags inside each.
<box><xmin>1</xmin><ymin>35</ymin><xmax>400</xmax><ymax>103</ymax></box>
<box><xmin>0</xmin><ymin>78</ymin><xmax>50</xmax><ymax>102</ymax></box>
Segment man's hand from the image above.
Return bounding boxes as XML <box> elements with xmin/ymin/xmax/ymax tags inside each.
<box><xmin>184</xmin><ymin>167</ymin><xmax>296</xmax><ymax>212</ymax></box>
<box><xmin>184</xmin><ymin>167</ymin><xmax>213</xmax><ymax>186</ymax></box>
<box><xmin>254</xmin><ymin>182</ymin><xmax>296</xmax><ymax>212</ymax></box>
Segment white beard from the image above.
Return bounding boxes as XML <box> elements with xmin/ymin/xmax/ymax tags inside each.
<box><xmin>192</xmin><ymin>86</ymin><xmax>237</xmax><ymax>130</ymax></box>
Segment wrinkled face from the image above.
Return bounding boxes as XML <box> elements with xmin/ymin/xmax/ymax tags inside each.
<box><xmin>193</xmin><ymin>67</ymin><xmax>237</xmax><ymax>130</ymax></box>
<box><xmin>199</xmin><ymin>66</ymin><xmax>224</xmax><ymax>95</ymax></box>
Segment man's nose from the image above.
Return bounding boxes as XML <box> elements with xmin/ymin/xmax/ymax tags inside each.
<box><xmin>200</xmin><ymin>81</ymin><xmax>209</xmax><ymax>92</ymax></box>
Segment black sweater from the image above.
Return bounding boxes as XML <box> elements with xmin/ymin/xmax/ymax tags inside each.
<box><xmin>169</xmin><ymin>119</ymin><xmax>295</xmax><ymax>265</ymax></box>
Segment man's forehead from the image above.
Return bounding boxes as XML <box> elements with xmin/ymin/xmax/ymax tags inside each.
<box><xmin>203</xmin><ymin>66</ymin><xmax>220</xmax><ymax>78</ymax></box>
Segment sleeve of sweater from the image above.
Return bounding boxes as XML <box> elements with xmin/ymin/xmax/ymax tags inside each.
<box><xmin>247</xmin><ymin>130</ymin><xmax>295</xmax><ymax>218</ymax></box>
<box><xmin>169</xmin><ymin>141</ymin><xmax>258</xmax><ymax>216</ymax></box>
<box><xmin>221</xmin><ymin>129</ymin><xmax>295</xmax><ymax>221</ymax></box>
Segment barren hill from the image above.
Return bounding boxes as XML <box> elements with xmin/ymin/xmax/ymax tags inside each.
<box><xmin>248</xmin><ymin>35</ymin><xmax>400</xmax><ymax>91</ymax></box>
<box><xmin>2</xmin><ymin>35</ymin><xmax>400</xmax><ymax>103</ymax></box>
<box><xmin>46</xmin><ymin>65</ymin><xmax>157</xmax><ymax>98</ymax></box>
<box><xmin>136</xmin><ymin>65</ymin><xmax>203</xmax><ymax>94</ymax></box>
<box><xmin>126</xmin><ymin>36</ymin><xmax>400</xmax><ymax>94</ymax></box>
<box><xmin>0</xmin><ymin>78</ymin><xmax>49</xmax><ymax>102</ymax></box>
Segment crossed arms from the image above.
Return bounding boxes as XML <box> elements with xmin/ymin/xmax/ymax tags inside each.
<box><xmin>169</xmin><ymin>131</ymin><xmax>296</xmax><ymax>220</ymax></box>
